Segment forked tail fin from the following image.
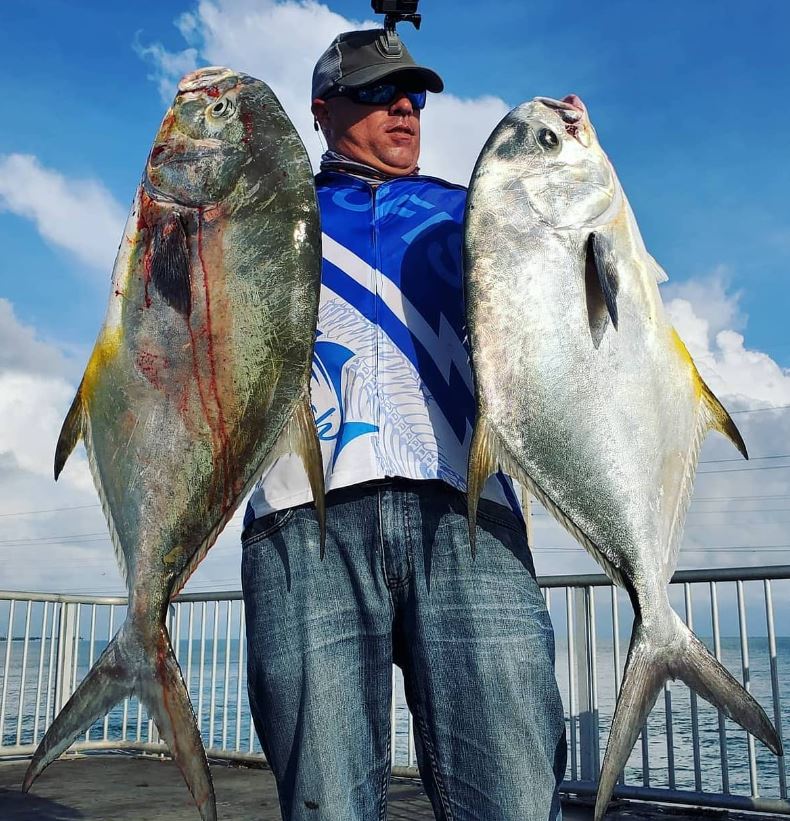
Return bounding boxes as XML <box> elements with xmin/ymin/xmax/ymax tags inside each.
<box><xmin>595</xmin><ymin>611</ymin><xmax>783</xmax><ymax>820</ymax></box>
<box><xmin>23</xmin><ymin>620</ymin><xmax>216</xmax><ymax>821</ymax></box>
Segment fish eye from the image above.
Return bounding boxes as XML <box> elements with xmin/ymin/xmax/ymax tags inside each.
<box><xmin>537</xmin><ymin>128</ymin><xmax>559</xmax><ymax>151</ymax></box>
<box><xmin>207</xmin><ymin>97</ymin><xmax>235</xmax><ymax>119</ymax></box>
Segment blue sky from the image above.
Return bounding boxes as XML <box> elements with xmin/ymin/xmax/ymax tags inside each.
<box><xmin>1</xmin><ymin>0</ymin><xmax>789</xmax><ymax>596</ymax></box>
<box><xmin>2</xmin><ymin>0</ymin><xmax>789</xmax><ymax>362</ymax></box>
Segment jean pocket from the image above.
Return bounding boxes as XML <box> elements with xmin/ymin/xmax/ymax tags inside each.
<box><xmin>241</xmin><ymin>508</ymin><xmax>296</xmax><ymax>548</ymax></box>
<box><xmin>476</xmin><ymin>500</ymin><xmax>525</xmax><ymax>536</ymax></box>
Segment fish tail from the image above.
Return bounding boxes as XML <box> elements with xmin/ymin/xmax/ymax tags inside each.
<box><xmin>23</xmin><ymin>625</ymin><xmax>132</xmax><ymax>791</ymax></box>
<box><xmin>467</xmin><ymin>417</ymin><xmax>499</xmax><ymax>558</ymax></box>
<box><xmin>23</xmin><ymin>620</ymin><xmax>217</xmax><ymax>821</ymax></box>
<box><xmin>595</xmin><ymin>611</ymin><xmax>783</xmax><ymax>821</ymax></box>
<box><xmin>139</xmin><ymin>624</ymin><xmax>217</xmax><ymax>821</ymax></box>
<box><xmin>676</xmin><ymin>623</ymin><xmax>782</xmax><ymax>755</ymax></box>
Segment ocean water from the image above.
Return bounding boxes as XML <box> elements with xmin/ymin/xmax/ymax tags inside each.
<box><xmin>1</xmin><ymin>632</ymin><xmax>787</xmax><ymax>801</ymax></box>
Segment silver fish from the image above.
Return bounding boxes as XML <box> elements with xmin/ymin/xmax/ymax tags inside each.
<box><xmin>22</xmin><ymin>66</ymin><xmax>325</xmax><ymax>821</ymax></box>
<box><xmin>464</xmin><ymin>94</ymin><xmax>783</xmax><ymax>819</ymax></box>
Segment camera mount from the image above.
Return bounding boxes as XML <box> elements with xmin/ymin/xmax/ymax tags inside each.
<box><xmin>371</xmin><ymin>1</ymin><xmax>421</xmax><ymax>56</ymax></box>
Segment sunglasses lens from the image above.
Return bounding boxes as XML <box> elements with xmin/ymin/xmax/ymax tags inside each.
<box><xmin>353</xmin><ymin>84</ymin><xmax>426</xmax><ymax>109</ymax></box>
<box><xmin>409</xmin><ymin>90</ymin><xmax>427</xmax><ymax>110</ymax></box>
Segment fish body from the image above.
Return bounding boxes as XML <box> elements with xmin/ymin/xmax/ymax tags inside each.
<box><xmin>464</xmin><ymin>95</ymin><xmax>782</xmax><ymax>819</ymax></box>
<box><xmin>23</xmin><ymin>67</ymin><xmax>324</xmax><ymax>820</ymax></box>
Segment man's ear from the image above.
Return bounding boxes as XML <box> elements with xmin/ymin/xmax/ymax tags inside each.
<box><xmin>311</xmin><ymin>99</ymin><xmax>330</xmax><ymax>137</ymax></box>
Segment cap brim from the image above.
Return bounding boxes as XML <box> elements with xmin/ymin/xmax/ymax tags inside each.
<box><xmin>339</xmin><ymin>65</ymin><xmax>444</xmax><ymax>94</ymax></box>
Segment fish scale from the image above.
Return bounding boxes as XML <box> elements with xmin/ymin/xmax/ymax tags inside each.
<box><xmin>464</xmin><ymin>94</ymin><xmax>783</xmax><ymax>820</ymax></box>
<box><xmin>22</xmin><ymin>66</ymin><xmax>325</xmax><ymax>821</ymax></box>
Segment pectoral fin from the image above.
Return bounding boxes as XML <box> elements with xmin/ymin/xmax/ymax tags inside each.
<box><xmin>150</xmin><ymin>212</ymin><xmax>191</xmax><ymax>316</ymax></box>
<box><xmin>586</xmin><ymin>232</ymin><xmax>620</xmax><ymax>332</ymax></box>
<box><xmin>54</xmin><ymin>382</ymin><xmax>85</xmax><ymax>480</ymax></box>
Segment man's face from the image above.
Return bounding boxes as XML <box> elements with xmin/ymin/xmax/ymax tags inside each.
<box><xmin>312</xmin><ymin>89</ymin><xmax>421</xmax><ymax>176</ymax></box>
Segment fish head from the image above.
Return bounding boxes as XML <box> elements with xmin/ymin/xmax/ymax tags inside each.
<box><xmin>145</xmin><ymin>67</ymin><xmax>257</xmax><ymax>207</ymax></box>
<box><xmin>484</xmin><ymin>94</ymin><xmax>616</xmax><ymax>229</ymax></box>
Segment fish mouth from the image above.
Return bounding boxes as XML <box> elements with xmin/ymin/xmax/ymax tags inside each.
<box><xmin>535</xmin><ymin>94</ymin><xmax>590</xmax><ymax>145</ymax></box>
<box><xmin>148</xmin><ymin>138</ymin><xmax>227</xmax><ymax>169</ymax></box>
<box><xmin>141</xmin><ymin>176</ymin><xmax>217</xmax><ymax>210</ymax></box>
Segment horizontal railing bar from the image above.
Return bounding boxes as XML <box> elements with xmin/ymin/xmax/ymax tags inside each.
<box><xmin>563</xmin><ymin>780</ymin><xmax>790</xmax><ymax>815</ymax></box>
<box><xmin>3</xmin><ymin>564</ymin><xmax>790</xmax><ymax>605</ymax></box>
<box><xmin>538</xmin><ymin>565</ymin><xmax>790</xmax><ymax>589</ymax></box>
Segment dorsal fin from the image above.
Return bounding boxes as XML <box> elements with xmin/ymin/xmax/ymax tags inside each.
<box><xmin>54</xmin><ymin>382</ymin><xmax>85</xmax><ymax>480</ymax></box>
<box><xmin>700</xmin><ymin>376</ymin><xmax>748</xmax><ymax>459</ymax></box>
<box><xmin>670</xmin><ymin>328</ymin><xmax>748</xmax><ymax>459</ymax></box>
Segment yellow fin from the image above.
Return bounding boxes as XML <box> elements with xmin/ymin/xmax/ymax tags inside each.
<box><xmin>671</xmin><ymin>328</ymin><xmax>747</xmax><ymax>459</ymax></box>
<box><xmin>273</xmin><ymin>394</ymin><xmax>326</xmax><ymax>557</ymax></box>
<box><xmin>700</xmin><ymin>376</ymin><xmax>748</xmax><ymax>459</ymax></box>
<box><xmin>54</xmin><ymin>381</ymin><xmax>85</xmax><ymax>480</ymax></box>
<box><xmin>467</xmin><ymin>416</ymin><xmax>500</xmax><ymax>558</ymax></box>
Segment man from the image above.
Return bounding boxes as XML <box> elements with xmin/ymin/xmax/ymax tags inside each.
<box><xmin>241</xmin><ymin>28</ymin><xmax>566</xmax><ymax>821</ymax></box>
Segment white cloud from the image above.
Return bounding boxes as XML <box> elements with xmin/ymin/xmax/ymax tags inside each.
<box><xmin>135</xmin><ymin>0</ymin><xmax>510</xmax><ymax>184</ymax></box>
<box><xmin>663</xmin><ymin>267</ymin><xmax>746</xmax><ymax>340</ymax></box>
<box><xmin>666</xmin><ymin>283</ymin><xmax>790</xmax><ymax>409</ymax></box>
<box><xmin>0</xmin><ymin>299</ymin><xmax>75</xmax><ymax>379</ymax></box>
<box><xmin>0</xmin><ymin>154</ymin><xmax>126</xmax><ymax>273</ymax></box>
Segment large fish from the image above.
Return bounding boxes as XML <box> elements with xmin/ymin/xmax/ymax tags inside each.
<box><xmin>22</xmin><ymin>66</ymin><xmax>324</xmax><ymax>820</ymax></box>
<box><xmin>464</xmin><ymin>94</ymin><xmax>783</xmax><ymax>819</ymax></box>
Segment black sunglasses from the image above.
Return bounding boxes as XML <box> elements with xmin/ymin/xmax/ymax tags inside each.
<box><xmin>325</xmin><ymin>82</ymin><xmax>427</xmax><ymax>110</ymax></box>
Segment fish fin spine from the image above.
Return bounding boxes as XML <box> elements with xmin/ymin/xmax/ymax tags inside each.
<box><xmin>595</xmin><ymin>610</ymin><xmax>782</xmax><ymax>820</ymax></box>
<box><xmin>290</xmin><ymin>392</ymin><xmax>326</xmax><ymax>557</ymax></box>
<box><xmin>467</xmin><ymin>417</ymin><xmax>499</xmax><ymax>558</ymax></box>
<box><xmin>54</xmin><ymin>383</ymin><xmax>85</xmax><ymax>480</ymax></box>
<box><xmin>700</xmin><ymin>377</ymin><xmax>748</xmax><ymax>459</ymax></box>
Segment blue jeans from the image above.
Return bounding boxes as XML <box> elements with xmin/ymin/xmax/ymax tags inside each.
<box><xmin>241</xmin><ymin>479</ymin><xmax>566</xmax><ymax>820</ymax></box>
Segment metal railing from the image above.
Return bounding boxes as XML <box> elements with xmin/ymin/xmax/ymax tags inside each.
<box><xmin>1</xmin><ymin>566</ymin><xmax>789</xmax><ymax>814</ymax></box>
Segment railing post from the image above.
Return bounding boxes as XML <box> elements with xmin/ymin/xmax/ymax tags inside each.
<box><xmin>573</xmin><ymin>586</ymin><xmax>596</xmax><ymax>781</ymax></box>
<box><xmin>54</xmin><ymin>602</ymin><xmax>78</xmax><ymax>716</ymax></box>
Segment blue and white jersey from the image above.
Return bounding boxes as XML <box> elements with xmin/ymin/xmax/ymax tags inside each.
<box><xmin>245</xmin><ymin>171</ymin><xmax>521</xmax><ymax>520</ymax></box>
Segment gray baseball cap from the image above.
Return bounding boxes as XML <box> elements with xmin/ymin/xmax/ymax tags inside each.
<box><xmin>311</xmin><ymin>29</ymin><xmax>444</xmax><ymax>100</ymax></box>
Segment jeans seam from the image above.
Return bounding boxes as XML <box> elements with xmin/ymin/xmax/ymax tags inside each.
<box><xmin>378</xmin><ymin>714</ymin><xmax>391</xmax><ymax>821</ymax></box>
<box><xmin>412</xmin><ymin>708</ymin><xmax>454</xmax><ymax>821</ymax></box>
<box><xmin>402</xmin><ymin>487</ymin><xmax>414</xmax><ymax>587</ymax></box>
<box><xmin>376</xmin><ymin>488</ymin><xmax>392</xmax><ymax>589</ymax></box>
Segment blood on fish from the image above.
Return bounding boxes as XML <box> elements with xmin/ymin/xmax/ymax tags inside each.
<box><xmin>195</xmin><ymin>207</ymin><xmax>234</xmax><ymax>508</ymax></box>
<box><xmin>136</xmin><ymin>350</ymin><xmax>170</xmax><ymax>390</ymax></box>
<box><xmin>204</xmin><ymin>86</ymin><xmax>221</xmax><ymax>98</ymax></box>
<box><xmin>240</xmin><ymin>112</ymin><xmax>254</xmax><ymax>145</ymax></box>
